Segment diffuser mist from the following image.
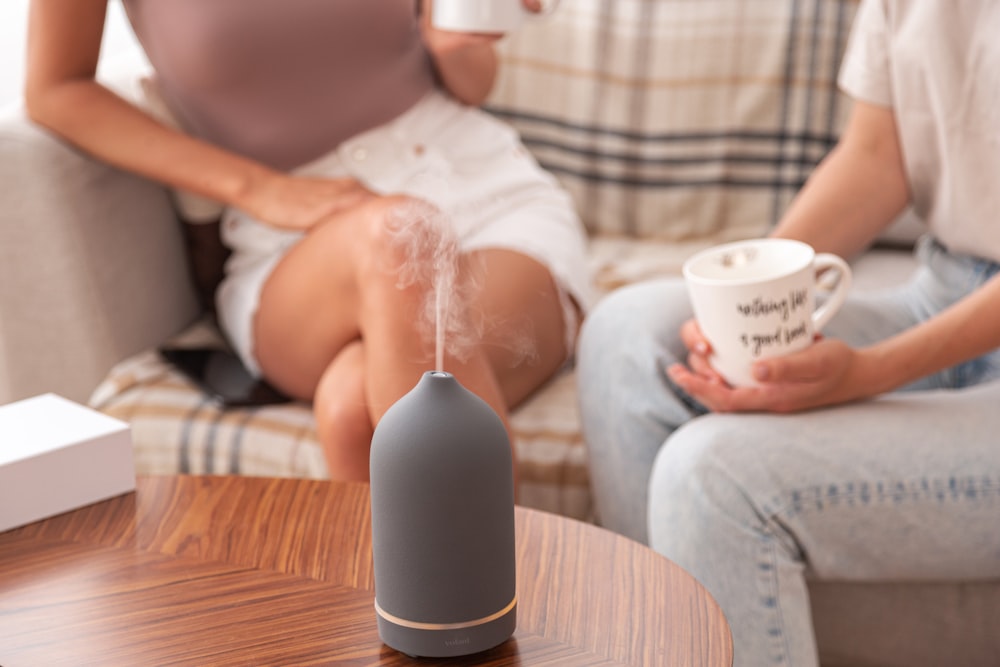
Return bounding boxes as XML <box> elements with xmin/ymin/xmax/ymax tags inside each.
<box><xmin>369</xmin><ymin>370</ymin><xmax>517</xmax><ymax>658</ymax></box>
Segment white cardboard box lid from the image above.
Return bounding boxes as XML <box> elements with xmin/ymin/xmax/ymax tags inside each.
<box><xmin>0</xmin><ymin>393</ymin><xmax>129</xmax><ymax>465</ymax></box>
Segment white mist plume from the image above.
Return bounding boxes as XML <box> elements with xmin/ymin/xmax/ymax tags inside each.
<box><xmin>386</xmin><ymin>200</ymin><xmax>478</xmax><ymax>371</ymax></box>
<box><xmin>384</xmin><ymin>199</ymin><xmax>538</xmax><ymax>372</ymax></box>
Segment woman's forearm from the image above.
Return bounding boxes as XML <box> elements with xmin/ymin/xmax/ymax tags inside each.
<box><xmin>771</xmin><ymin>101</ymin><xmax>911</xmax><ymax>259</ymax></box>
<box><xmin>427</xmin><ymin>40</ymin><xmax>499</xmax><ymax>106</ymax></box>
<box><xmin>860</xmin><ymin>273</ymin><xmax>1000</xmax><ymax>395</ymax></box>
<box><xmin>25</xmin><ymin>79</ymin><xmax>277</xmax><ymax>211</ymax></box>
<box><xmin>25</xmin><ymin>0</ymin><xmax>279</xmax><ymax>212</ymax></box>
<box><xmin>419</xmin><ymin>0</ymin><xmax>500</xmax><ymax>106</ymax></box>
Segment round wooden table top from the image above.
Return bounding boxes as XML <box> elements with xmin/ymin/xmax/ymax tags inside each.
<box><xmin>0</xmin><ymin>475</ymin><xmax>732</xmax><ymax>666</ymax></box>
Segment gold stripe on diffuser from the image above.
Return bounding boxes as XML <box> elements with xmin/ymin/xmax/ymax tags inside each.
<box><xmin>374</xmin><ymin>596</ymin><xmax>517</xmax><ymax>631</ymax></box>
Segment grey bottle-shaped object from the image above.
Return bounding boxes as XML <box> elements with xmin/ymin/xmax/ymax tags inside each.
<box><xmin>370</xmin><ymin>371</ymin><xmax>517</xmax><ymax>658</ymax></box>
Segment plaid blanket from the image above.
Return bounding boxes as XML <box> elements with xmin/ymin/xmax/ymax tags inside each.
<box><xmin>488</xmin><ymin>0</ymin><xmax>859</xmax><ymax>240</ymax></box>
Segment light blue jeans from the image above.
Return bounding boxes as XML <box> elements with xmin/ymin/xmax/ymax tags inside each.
<box><xmin>576</xmin><ymin>237</ymin><xmax>1000</xmax><ymax>666</ymax></box>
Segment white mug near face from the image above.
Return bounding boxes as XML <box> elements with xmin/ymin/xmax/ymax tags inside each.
<box><xmin>682</xmin><ymin>238</ymin><xmax>852</xmax><ymax>387</ymax></box>
<box><xmin>431</xmin><ymin>0</ymin><xmax>557</xmax><ymax>34</ymax></box>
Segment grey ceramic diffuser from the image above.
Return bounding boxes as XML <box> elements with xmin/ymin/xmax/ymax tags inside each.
<box><xmin>370</xmin><ymin>371</ymin><xmax>517</xmax><ymax>658</ymax></box>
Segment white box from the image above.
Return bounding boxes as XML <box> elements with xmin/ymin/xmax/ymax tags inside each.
<box><xmin>0</xmin><ymin>393</ymin><xmax>135</xmax><ymax>532</ymax></box>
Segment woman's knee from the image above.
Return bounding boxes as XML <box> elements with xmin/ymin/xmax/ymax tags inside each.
<box><xmin>352</xmin><ymin>195</ymin><xmax>454</xmax><ymax>287</ymax></box>
<box><xmin>649</xmin><ymin>416</ymin><xmax>771</xmax><ymax>539</ymax></box>
<box><xmin>313</xmin><ymin>344</ymin><xmax>374</xmax><ymax>475</ymax></box>
<box><xmin>315</xmin><ymin>381</ymin><xmax>370</xmax><ymax>444</ymax></box>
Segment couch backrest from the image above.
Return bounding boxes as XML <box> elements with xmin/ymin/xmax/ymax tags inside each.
<box><xmin>487</xmin><ymin>0</ymin><xmax>860</xmax><ymax>243</ymax></box>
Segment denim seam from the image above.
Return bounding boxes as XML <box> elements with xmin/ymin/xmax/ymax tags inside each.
<box><xmin>720</xmin><ymin>465</ymin><xmax>798</xmax><ymax>664</ymax></box>
<box><xmin>757</xmin><ymin>531</ymin><xmax>793</xmax><ymax>664</ymax></box>
<box><xmin>773</xmin><ymin>475</ymin><xmax>999</xmax><ymax>519</ymax></box>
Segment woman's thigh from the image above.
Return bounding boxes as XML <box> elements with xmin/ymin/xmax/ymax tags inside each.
<box><xmin>251</xmin><ymin>199</ymin><xmax>392</xmax><ymax>400</ymax></box>
<box><xmin>651</xmin><ymin>378</ymin><xmax>1000</xmax><ymax>581</ymax></box>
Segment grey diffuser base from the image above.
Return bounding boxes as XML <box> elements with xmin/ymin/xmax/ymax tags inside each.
<box><xmin>376</xmin><ymin>603</ymin><xmax>517</xmax><ymax>658</ymax></box>
<box><xmin>370</xmin><ymin>371</ymin><xmax>518</xmax><ymax>658</ymax></box>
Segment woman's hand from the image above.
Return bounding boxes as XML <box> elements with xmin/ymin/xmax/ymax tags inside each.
<box><xmin>238</xmin><ymin>173</ymin><xmax>376</xmax><ymax>232</ymax></box>
<box><xmin>668</xmin><ymin>320</ymin><xmax>874</xmax><ymax>414</ymax></box>
<box><xmin>676</xmin><ymin>318</ymin><xmax>726</xmax><ymax>383</ymax></box>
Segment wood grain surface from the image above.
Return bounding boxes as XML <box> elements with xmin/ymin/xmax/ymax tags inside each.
<box><xmin>0</xmin><ymin>475</ymin><xmax>732</xmax><ymax>666</ymax></box>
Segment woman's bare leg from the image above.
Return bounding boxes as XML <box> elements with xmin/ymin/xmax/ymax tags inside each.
<box><xmin>252</xmin><ymin>195</ymin><xmax>575</xmax><ymax>481</ymax></box>
<box><xmin>313</xmin><ymin>340</ymin><xmax>372</xmax><ymax>480</ymax></box>
<box><xmin>253</xmin><ymin>195</ymin><xmax>425</xmax><ymax>402</ymax></box>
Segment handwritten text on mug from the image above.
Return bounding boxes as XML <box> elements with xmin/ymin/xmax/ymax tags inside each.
<box><xmin>736</xmin><ymin>289</ymin><xmax>809</xmax><ymax>356</ymax></box>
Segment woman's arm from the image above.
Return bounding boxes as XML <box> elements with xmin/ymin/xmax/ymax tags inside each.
<box><xmin>838</xmin><ymin>271</ymin><xmax>1000</xmax><ymax>397</ymax></box>
<box><xmin>419</xmin><ymin>0</ymin><xmax>499</xmax><ymax>105</ymax></box>
<box><xmin>420</xmin><ymin>0</ymin><xmax>542</xmax><ymax>106</ymax></box>
<box><xmin>24</xmin><ymin>0</ymin><xmax>372</xmax><ymax>230</ymax></box>
<box><xmin>673</xmin><ymin>271</ymin><xmax>1000</xmax><ymax>414</ymax></box>
<box><xmin>669</xmin><ymin>98</ymin><xmax>1000</xmax><ymax>411</ymax></box>
<box><xmin>25</xmin><ymin>0</ymin><xmax>274</xmax><ymax>210</ymax></box>
<box><xmin>770</xmin><ymin>100</ymin><xmax>912</xmax><ymax>260</ymax></box>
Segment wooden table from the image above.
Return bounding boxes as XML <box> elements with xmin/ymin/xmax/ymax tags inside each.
<box><xmin>0</xmin><ymin>475</ymin><xmax>732</xmax><ymax>666</ymax></box>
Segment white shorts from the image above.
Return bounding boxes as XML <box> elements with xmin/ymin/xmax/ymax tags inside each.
<box><xmin>216</xmin><ymin>90</ymin><xmax>592</xmax><ymax>376</ymax></box>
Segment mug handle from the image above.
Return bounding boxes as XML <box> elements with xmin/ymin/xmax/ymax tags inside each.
<box><xmin>811</xmin><ymin>253</ymin><xmax>852</xmax><ymax>332</ymax></box>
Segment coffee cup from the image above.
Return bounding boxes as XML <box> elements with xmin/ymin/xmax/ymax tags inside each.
<box><xmin>431</xmin><ymin>0</ymin><xmax>556</xmax><ymax>34</ymax></box>
<box><xmin>682</xmin><ymin>238</ymin><xmax>852</xmax><ymax>387</ymax></box>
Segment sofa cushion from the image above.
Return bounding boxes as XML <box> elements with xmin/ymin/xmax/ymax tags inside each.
<box><xmin>88</xmin><ymin>318</ymin><xmax>597</xmax><ymax>521</ymax></box>
<box><xmin>88</xmin><ymin>322</ymin><xmax>327</xmax><ymax>479</ymax></box>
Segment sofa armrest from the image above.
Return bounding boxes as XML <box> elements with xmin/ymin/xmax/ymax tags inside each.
<box><xmin>0</xmin><ymin>108</ymin><xmax>200</xmax><ymax>405</ymax></box>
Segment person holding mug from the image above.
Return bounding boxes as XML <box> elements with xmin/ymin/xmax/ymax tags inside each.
<box><xmin>576</xmin><ymin>1</ymin><xmax>1000</xmax><ymax>665</ymax></box>
<box><xmin>25</xmin><ymin>0</ymin><xmax>590</xmax><ymax>483</ymax></box>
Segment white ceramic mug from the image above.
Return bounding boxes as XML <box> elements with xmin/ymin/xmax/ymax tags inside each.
<box><xmin>682</xmin><ymin>238</ymin><xmax>852</xmax><ymax>387</ymax></box>
<box><xmin>431</xmin><ymin>0</ymin><xmax>558</xmax><ymax>34</ymax></box>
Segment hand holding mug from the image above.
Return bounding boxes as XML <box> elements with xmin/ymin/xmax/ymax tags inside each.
<box><xmin>682</xmin><ymin>238</ymin><xmax>852</xmax><ymax>388</ymax></box>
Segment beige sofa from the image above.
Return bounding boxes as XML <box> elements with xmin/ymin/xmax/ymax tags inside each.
<box><xmin>2</xmin><ymin>2</ymin><xmax>997</xmax><ymax>665</ymax></box>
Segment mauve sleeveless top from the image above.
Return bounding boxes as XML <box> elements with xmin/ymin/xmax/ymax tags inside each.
<box><xmin>122</xmin><ymin>0</ymin><xmax>435</xmax><ymax>170</ymax></box>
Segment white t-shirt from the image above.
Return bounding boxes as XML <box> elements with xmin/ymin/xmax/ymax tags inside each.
<box><xmin>838</xmin><ymin>0</ymin><xmax>1000</xmax><ymax>262</ymax></box>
